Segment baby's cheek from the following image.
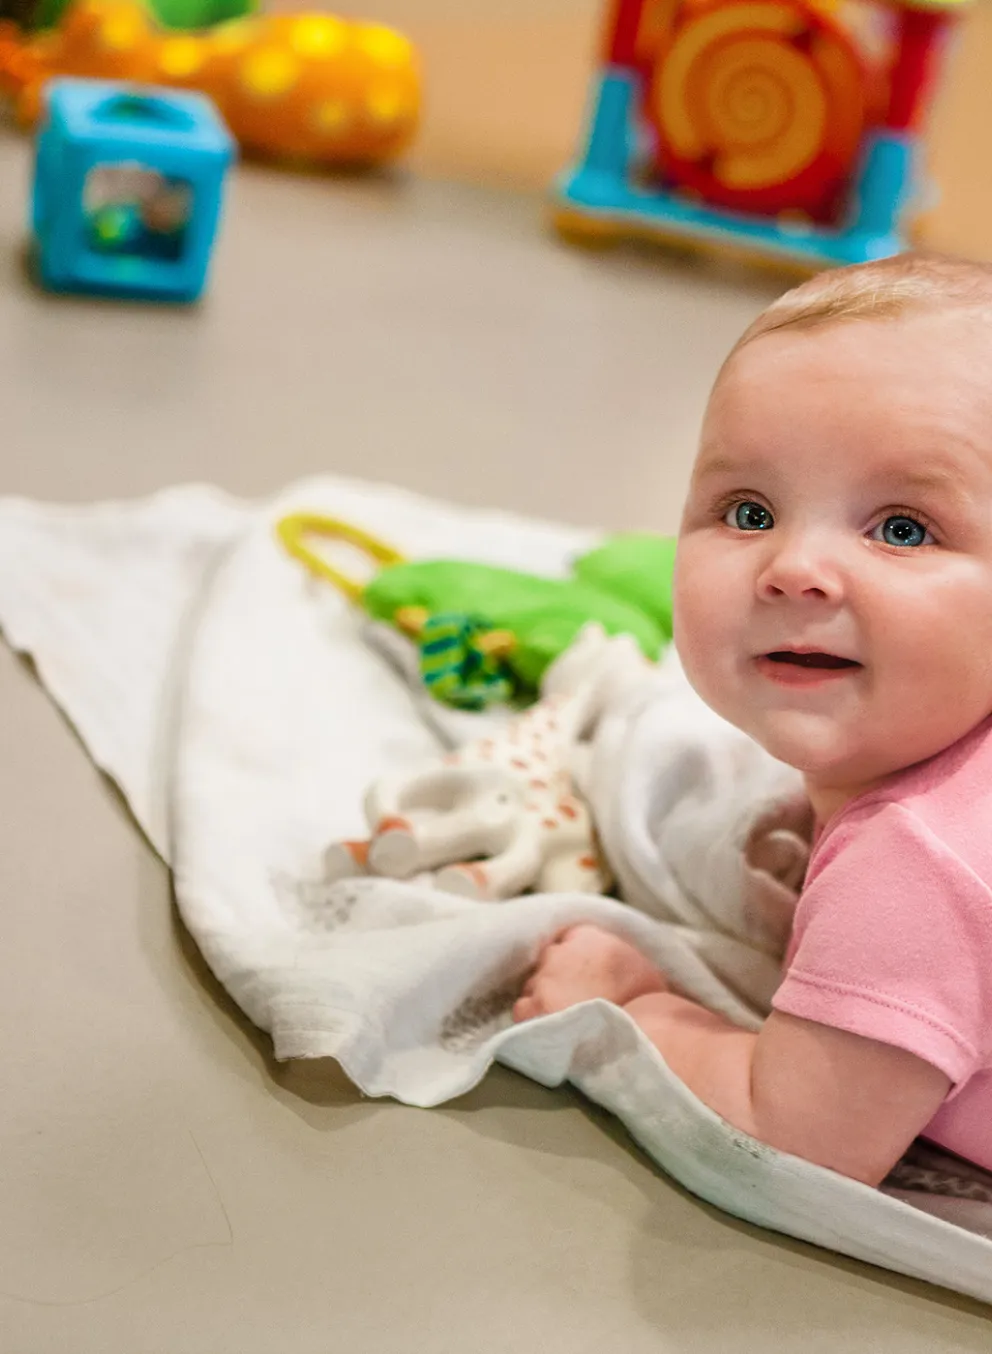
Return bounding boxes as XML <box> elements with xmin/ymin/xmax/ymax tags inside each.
<box><xmin>875</xmin><ymin>583</ymin><xmax>992</xmax><ymax>744</ymax></box>
<box><xmin>890</xmin><ymin>578</ymin><xmax>992</xmax><ymax>688</ymax></box>
<box><xmin>674</xmin><ymin>613</ymin><xmax>733</xmax><ymax>714</ymax></box>
<box><xmin>674</xmin><ymin>559</ymin><xmax>735</xmax><ymax>662</ymax></box>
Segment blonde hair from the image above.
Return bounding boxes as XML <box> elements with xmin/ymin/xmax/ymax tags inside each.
<box><xmin>728</xmin><ymin>252</ymin><xmax>992</xmax><ymax>361</ymax></box>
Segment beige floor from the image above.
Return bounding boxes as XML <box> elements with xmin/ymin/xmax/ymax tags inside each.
<box><xmin>1</xmin><ymin>51</ymin><xmax>991</xmax><ymax>1354</ymax></box>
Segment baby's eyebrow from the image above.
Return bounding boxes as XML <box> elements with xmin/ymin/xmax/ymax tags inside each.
<box><xmin>869</xmin><ymin>464</ymin><xmax>972</xmax><ymax>504</ymax></box>
<box><xmin>694</xmin><ymin>457</ymin><xmax>972</xmax><ymax>501</ymax></box>
<box><xmin>694</xmin><ymin>455</ymin><xmax>748</xmax><ymax>479</ymax></box>
<box><xmin>887</xmin><ymin>467</ymin><xmax>961</xmax><ymax>491</ymax></box>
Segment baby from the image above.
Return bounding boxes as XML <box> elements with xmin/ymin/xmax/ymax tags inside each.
<box><xmin>514</xmin><ymin>252</ymin><xmax>992</xmax><ymax>1188</ymax></box>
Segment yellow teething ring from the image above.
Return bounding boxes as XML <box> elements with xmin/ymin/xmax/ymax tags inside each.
<box><xmin>275</xmin><ymin>511</ymin><xmax>405</xmax><ymax>601</ymax></box>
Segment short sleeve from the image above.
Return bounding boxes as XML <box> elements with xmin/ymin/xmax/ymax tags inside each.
<box><xmin>773</xmin><ymin>801</ymin><xmax>992</xmax><ymax>1085</ymax></box>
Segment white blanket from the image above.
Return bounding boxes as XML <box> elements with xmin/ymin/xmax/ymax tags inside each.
<box><xmin>2</xmin><ymin>478</ymin><xmax>991</xmax><ymax>1307</ymax></box>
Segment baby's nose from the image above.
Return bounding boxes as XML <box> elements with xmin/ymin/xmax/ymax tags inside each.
<box><xmin>756</xmin><ymin>536</ymin><xmax>843</xmax><ymax>603</ymax></box>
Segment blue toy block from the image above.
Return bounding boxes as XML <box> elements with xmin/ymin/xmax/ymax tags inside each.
<box><xmin>32</xmin><ymin>78</ymin><xmax>235</xmax><ymax>303</ymax></box>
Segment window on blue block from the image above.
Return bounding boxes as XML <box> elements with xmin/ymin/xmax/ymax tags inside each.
<box><xmin>83</xmin><ymin>163</ymin><xmax>193</xmax><ymax>265</ymax></box>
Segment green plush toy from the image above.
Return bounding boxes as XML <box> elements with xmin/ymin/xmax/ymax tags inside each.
<box><xmin>276</xmin><ymin>513</ymin><xmax>677</xmax><ymax>710</ymax></box>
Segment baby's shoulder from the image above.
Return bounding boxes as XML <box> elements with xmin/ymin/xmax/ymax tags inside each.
<box><xmin>847</xmin><ymin>716</ymin><xmax>992</xmax><ymax>880</ymax></box>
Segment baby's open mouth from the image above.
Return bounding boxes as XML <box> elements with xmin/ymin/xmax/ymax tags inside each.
<box><xmin>765</xmin><ymin>651</ymin><xmax>861</xmax><ymax>670</ymax></box>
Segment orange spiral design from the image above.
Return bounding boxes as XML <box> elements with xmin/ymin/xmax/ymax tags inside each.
<box><xmin>650</xmin><ymin>0</ymin><xmax>866</xmax><ymax>220</ymax></box>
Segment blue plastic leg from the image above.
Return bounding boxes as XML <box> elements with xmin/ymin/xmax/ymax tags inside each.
<box><xmin>567</xmin><ymin>70</ymin><xmax>641</xmax><ymax>205</ymax></box>
<box><xmin>846</xmin><ymin>131</ymin><xmax>916</xmax><ymax>252</ymax></box>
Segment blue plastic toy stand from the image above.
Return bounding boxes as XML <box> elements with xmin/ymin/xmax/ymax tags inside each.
<box><xmin>556</xmin><ymin>69</ymin><xmax>920</xmax><ymax>274</ymax></box>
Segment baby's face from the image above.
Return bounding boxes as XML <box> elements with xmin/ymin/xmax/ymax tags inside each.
<box><xmin>674</xmin><ymin>309</ymin><xmax>992</xmax><ymax>812</ymax></box>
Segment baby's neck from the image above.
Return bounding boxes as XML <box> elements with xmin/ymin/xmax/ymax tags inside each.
<box><xmin>803</xmin><ymin>778</ymin><xmax>878</xmax><ymax>829</ymax></box>
<box><xmin>803</xmin><ymin>717</ymin><xmax>992</xmax><ymax>828</ymax></box>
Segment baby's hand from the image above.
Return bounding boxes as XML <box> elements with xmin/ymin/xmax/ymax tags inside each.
<box><xmin>512</xmin><ymin>924</ymin><xmax>668</xmax><ymax>1022</ymax></box>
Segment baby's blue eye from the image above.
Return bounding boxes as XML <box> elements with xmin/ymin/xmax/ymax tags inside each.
<box><xmin>875</xmin><ymin>516</ymin><xmax>932</xmax><ymax>548</ymax></box>
<box><xmin>728</xmin><ymin>501</ymin><xmax>773</xmax><ymax>532</ymax></box>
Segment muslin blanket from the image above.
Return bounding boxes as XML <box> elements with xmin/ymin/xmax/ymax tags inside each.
<box><xmin>1</xmin><ymin>477</ymin><xmax>990</xmax><ymax>1306</ymax></box>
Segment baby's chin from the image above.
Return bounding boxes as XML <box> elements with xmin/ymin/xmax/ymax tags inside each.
<box><xmin>737</xmin><ymin>708</ymin><xmax>869</xmax><ymax>781</ymax></box>
<box><xmin>681</xmin><ymin>666</ymin><xmax>886</xmax><ymax>782</ymax></box>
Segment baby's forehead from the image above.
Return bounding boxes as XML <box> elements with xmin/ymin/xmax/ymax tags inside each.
<box><xmin>715</xmin><ymin>306</ymin><xmax>992</xmax><ymax>407</ymax></box>
<box><xmin>790</xmin><ymin>297</ymin><xmax>985</xmax><ymax>350</ymax></box>
<box><xmin>702</xmin><ymin>310</ymin><xmax>992</xmax><ymax>477</ymax></box>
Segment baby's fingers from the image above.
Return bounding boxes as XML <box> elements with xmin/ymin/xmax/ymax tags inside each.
<box><xmin>513</xmin><ymin>993</ymin><xmax>541</xmax><ymax>1023</ymax></box>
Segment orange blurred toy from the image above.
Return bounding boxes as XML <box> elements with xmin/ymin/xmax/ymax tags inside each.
<box><xmin>0</xmin><ymin>0</ymin><xmax>420</xmax><ymax>167</ymax></box>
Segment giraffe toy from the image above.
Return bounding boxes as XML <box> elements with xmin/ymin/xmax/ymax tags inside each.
<box><xmin>323</xmin><ymin>626</ymin><xmax>655</xmax><ymax>901</ymax></box>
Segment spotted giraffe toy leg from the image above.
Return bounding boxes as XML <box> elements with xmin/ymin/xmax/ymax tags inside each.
<box><xmin>322</xmin><ymin>838</ymin><xmax>372</xmax><ymax>883</ymax></box>
<box><xmin>365</xmin><ymin>765</ymin><xmax>525</xmax><ymax>879</ymax></box>
<box><xmin>435</xmin><ymin>820</ymin><xmax>545</xmax><ymax>901</ymax></box>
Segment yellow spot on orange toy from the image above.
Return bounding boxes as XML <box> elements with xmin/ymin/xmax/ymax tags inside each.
<box><xmin>0</xmin><ymin>0</ymin><xmax>420</xmax><ymax>167</ymax></box>
<box><xmin>99</xmin><ymin>5</ymin><xmax>143</xmax><ymax>49</ymax></box>
<box><xmin>313</xmin><ymin>97</ymin><xmax>349</xmax><ymax>132</ymax></box>
<box><xmin>365</xmin><ymin>80</ymin><xmax>405</xmax><ymax>125</ymax></box>
<box><xmin>239</xmin><ymin>45</ymin><xmax>299</xmax><ymax>97</ymax></box>
<box><xmin>651</xmin><ymin>0</ymin><xmax>865</xmax><ymax>218</ymax></box>
<box><xmin>289</xmin><ymin>15</ymin><xmax>346</xmax><ymax>58</ymax></box>
<box><xmin>158</xmin><ymin>35</ymin><xmax>203</xmax><ymax>77</ymax></box>
<box><xmin>357</xmin><ymin>24</ymin><xmax>412</xmax><ymax>69</ymax></box>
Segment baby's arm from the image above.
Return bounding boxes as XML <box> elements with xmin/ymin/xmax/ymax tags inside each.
<box><xmin>515</xmin><ymin>926</ymin><xmax>951</xmax><ymax>1186</ymax></box>
<box><xmin>627</xmin><ymin>992</ymin><xmax>949</xmax><ymax>1185</ymax></box>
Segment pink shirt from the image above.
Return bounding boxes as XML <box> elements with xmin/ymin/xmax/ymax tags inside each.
<box><xmin>772</xmin><ymin>716</ymin><xmax>992</xmax><ymax>1172</ymax></box>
